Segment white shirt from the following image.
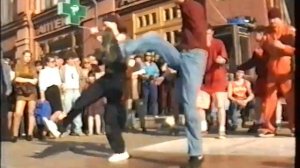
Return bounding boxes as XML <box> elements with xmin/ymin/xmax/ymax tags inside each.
<box><xmin>63</xmin><ymin>64</ymin><xmax>80</xmax><ymax>89</ymax></box>
<box><xmin>39</xmin><ymin>67</ymin><xmax>62</xmax><ymax>91</ymax></box>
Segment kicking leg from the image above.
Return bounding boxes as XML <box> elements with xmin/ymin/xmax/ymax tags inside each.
<box><xmin>121</xmin><ymin>32</ymin><xmax>181</xmax><ymax>70</ymax></box>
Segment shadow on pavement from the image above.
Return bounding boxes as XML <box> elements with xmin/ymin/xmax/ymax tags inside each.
<box><xmin>30</xmin><ymin>140</ymin><xmax>111</xmax><ymax>159</ymax></box>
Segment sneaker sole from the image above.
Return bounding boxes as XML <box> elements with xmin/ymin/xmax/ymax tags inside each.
<box><xmin>258</xmin><ymin>133</ymin><xmax>275</xmax><ymax>138</ymax></box>
<box><xmin>43</xmin><ymin>118</ymin><xmax>61</xmax><ymax>138</ymax></box>
<box><xmin>108</xmin><ymin>154</ymin><xmax>130</xmax><ymax>163</ymax></box>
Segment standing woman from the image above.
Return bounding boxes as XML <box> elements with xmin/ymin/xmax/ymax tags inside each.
<box><xmin>12</xmin><ymin>50</ymin><xmax>38</xmax><ymax>142</ymax></box>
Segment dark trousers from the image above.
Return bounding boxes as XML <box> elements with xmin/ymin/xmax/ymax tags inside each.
<box><xmin>105</xmin><ymin>103</ymin><xmax>126</xmax><ymax>153</ymax></box>
<box><xmin>228</xmin><ymin>100</ymin><xmax>255</xmax><ymax>126</ymax></box>
<box><xmin>62</xmin><ymin>75</ymin><xmax>126</xmax><ymax>153</ymax></box>
<box><xmin>142</xmin><ymin>82</ymin><xmax>158</xmax><ymax>116</ymax></box>
<box><xmin>1</xmin><ymin>94</ymin><xmax>9</xmax><ymax>141</ymax></box>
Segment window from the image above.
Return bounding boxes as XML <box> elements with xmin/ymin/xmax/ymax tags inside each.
<box><xmin>137</xmin><ymin>16</ymin><xmax>144</xmax><ymax>28</ymax></box>
<box><xmin>165</xmin><ymin>30</ymin><xmax>181</xmax><ymax>45</ymax></box>
<box><xmin>145</xmin><ymin>15</ymin><xmax>150</xmax><ymax>26</ymax></box>
<box><xmin>172</xmin><ymin>6</ymin><xmax>181</xmax><ymax>19</ymax></box>
<box><xmin>164</xmin><ymin>7</ymin><xmax>181</xmax><ymax>21</ymax></box>
<box><xmin>1</xmin><ymin>0</ymin><xmax>17</xmax><ymax>25</ymax></box>
<box><xmin>136</xmin><ymin>12</ymin><xmax>158</xmax><ymax>28</ymax></box>
<box><xmin>151</xmin><ymin>13</ymin><xmax>157</xmax><ymax>24</ymax></box>
<box><xmin>164</xmin><ymin>8</ymin><xmax>171</xmax><ymax>21</ymax></box>
<box><xmin>174</xmin><ymin>30</ymin><xmax>181</xmax><ymax>44</ymax></box>
<box><xmin>165</xmin><ymin>32</ymin><xmax>172</xmax><ymax>43</ymax></box>
<box><xmin>38</xmin><ymin>0</ymin><xmax>59</xmax><ymax>12</ymax></box>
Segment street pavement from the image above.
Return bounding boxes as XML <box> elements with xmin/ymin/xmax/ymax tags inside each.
<box><xmin>1</xmin><ymin>129</ymin><xmax>295</xmax><ymax>168</ymax></box>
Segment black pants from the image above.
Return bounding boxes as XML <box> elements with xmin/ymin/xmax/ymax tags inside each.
<box><xmin>1</xmin><ymin>94</ymin><xmax>9</xmax><ymax>141</ymax></box>
<box><xmin>62</xmin><ymin>74</ymin><xmax>126</xmax><ymax>153</ymax></box>
<box><xmin>105</xmin><ymin>103</ymin><xmax>126</xmax><ymax>153</ymax></box>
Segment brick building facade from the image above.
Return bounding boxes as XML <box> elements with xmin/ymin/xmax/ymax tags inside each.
<box><xmin>0</xmin><ymin>0</ymin><xmax>292</xmax><ymax>61</ymax></box>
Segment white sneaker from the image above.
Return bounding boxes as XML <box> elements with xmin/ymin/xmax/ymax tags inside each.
<box><xmin>42</xmin><ymin>118</ymin><xmax>61</xmax><ymax>138</ymax></box>
<box><xmin>217</xmin><ymin>131</ymin><xmax>226</xmax><ymax>139</ymax></box>
<box><xmin>108</xmin><ymin>151</ymin><xmax>130</xmax><ymax>163</ymax></box>
<box><xmin>201</xmin><ymin>121</ymin><xmax>208</xmax><ymax>132</ymax></box>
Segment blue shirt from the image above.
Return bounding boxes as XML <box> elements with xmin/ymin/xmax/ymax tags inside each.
<box><xmin>143</xmin><ymin>63</ymin><xmax>159</xmax><ymax>78</ymax></box>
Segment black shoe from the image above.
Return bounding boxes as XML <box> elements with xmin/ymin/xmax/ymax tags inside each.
<box><xmin>229</xmin><ymin>125</ymin><xmax>238</xmax><ymax>132</ymax></box>
<box><xmin>142</xmin><ymin>127</ymin><xmax>147</xmax><ymax>133</ymax></box>
<box><xmin>58</xmin><ymin>124</ymin><xmax>67</xmax><ymax>134</ymax></box>
<box><xmin>26</xmin><ymin>135</ymin><xmax>33</xmax><ymax>141</ymax></box>
<box><xmin>38</xmin><ymin>135</ymin><xmax>46</xmax><ymax>141</ymax></box>
<box><xmin>247</xmin><ymin>123</ymin><xmax>261</xmax><ymax>134</ymax></box>
<box><xmin>11</xmin><ymin>136</ymin><xmax>18</xmax><ymax>143</ymax></box>
<box><xmin>187</xmin><ymin>156</ymin><xmax>204</xmax><ymax>168</ymax></box>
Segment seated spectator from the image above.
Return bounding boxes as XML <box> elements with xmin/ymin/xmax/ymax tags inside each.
<box><xmin>38</xmin><ymin>55</ymin><xmax>66</xmax><ymax>139</ymax></box>
<box><xmin>227</xmin><ymin>70</ymin><xmax>254</xmax><ymax>131</ymax></box>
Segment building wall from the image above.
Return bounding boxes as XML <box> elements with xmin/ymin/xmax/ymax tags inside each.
<box><xmin>117</xmin><ymin>0</ymin><xmax>270</xmax><ymax>42</ymax></box>
<box><xmin>1</xmin><ymin>0</ymin><xmax>117</xmax><ymax>60</ymax></box>
<box><xmin>82</xmin><ymin>0</ymin><xmax>117</xmax><ymax>57</ymax></box>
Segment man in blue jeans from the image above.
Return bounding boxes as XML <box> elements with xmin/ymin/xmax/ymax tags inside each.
<box><xmin>118</xmin><ymin>0</ymin><xmax>208</xmax><ymax>166</ymax></box>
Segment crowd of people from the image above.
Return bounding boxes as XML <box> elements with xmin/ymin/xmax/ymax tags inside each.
<box><xmin>0</xmin><ymin>0</ymin><xmax>295</xmax><ymax>166</ymax></box>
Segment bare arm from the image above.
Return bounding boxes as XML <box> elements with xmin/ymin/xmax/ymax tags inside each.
<box><xmin>227</xmin><ymin>82</ymin><xmax>237</xmax><ymax>102</ymax></box>
<box><xmin>215</xmin><ymin>40</ymin><xmax>228</xmax><ymax>65</ymax></box>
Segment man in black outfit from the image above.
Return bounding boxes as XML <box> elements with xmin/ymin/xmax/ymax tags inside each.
<box><xmin>45</xmin><ymin>15</ymin><xmax>130</xmax><ymax>162</ymax></box>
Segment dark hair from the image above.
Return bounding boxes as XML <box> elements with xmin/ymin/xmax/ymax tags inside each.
<box><xmin>134</xmin><ymin>55</ymin><xmax>142</xmax><ymax>59</ymax></box>
<box><xmin>91</xmin><ymin>64</ymin><xmax>101</xmax><ymax>72</ymax></box>
<box><xmin>45</xmin><ymin>55</ymin><xmax>55</xmax><ymax>63</ymax></box>
<box><xmin>22</xmin><ymin>50</ymin><xmax>32</xmax><ymax>56</ymax></box>
<box><xmin>88</xmin><ymin>71</ymin><xmax>96</xmax><ymax>77</ymax></box>
<box><xmin>35</xmin><ymin>60</ymin><xmax>43</xmax><ymax>67</ymax></box>
<box><xmin>64</xmin><ymin>50</ymin><xmax>78</xmax><ymax>61</ymax></box>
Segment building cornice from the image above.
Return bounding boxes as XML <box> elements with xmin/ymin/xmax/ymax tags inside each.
<box><xmin>117</xmin><ymin>0</ymin><xmax>167</xmax><ymax>15</ymax></box>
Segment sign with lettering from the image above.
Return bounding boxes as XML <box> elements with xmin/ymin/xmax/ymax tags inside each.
<box><xmin>58</xmin><ymin>0</ymin><xmax>87</xmax><ymax>26</ymax></box>
<box><xmin>35</xmin><ymin>17</ymin><xmax>66</xmax><ymax>36</ymax></box>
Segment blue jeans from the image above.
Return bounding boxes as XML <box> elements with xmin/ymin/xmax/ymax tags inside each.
<box><xmin>121</xmin><ymin>32</ymin><xmax>207</xmax><ymax>156</ymax></box>
<box><xmin>63</xmin><ymin>90</ymin><xmax>83</xmax><ymax>134</ymax></box>
<box><xmin>142</xmin><ymin>82</ymin><xmax>158</xmax><ymax>116</ymax></box>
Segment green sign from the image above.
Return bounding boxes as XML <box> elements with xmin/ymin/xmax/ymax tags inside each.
<box><xmin>58</xmin><ymin>0</ymin><xmax>87</xmax><ymax>26</ymax></box>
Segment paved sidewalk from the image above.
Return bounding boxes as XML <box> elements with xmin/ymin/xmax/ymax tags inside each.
<box><xmin>1</xmin><ymin>132</ymin><xmax>295</xmax><ymax>168</ymax></box>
